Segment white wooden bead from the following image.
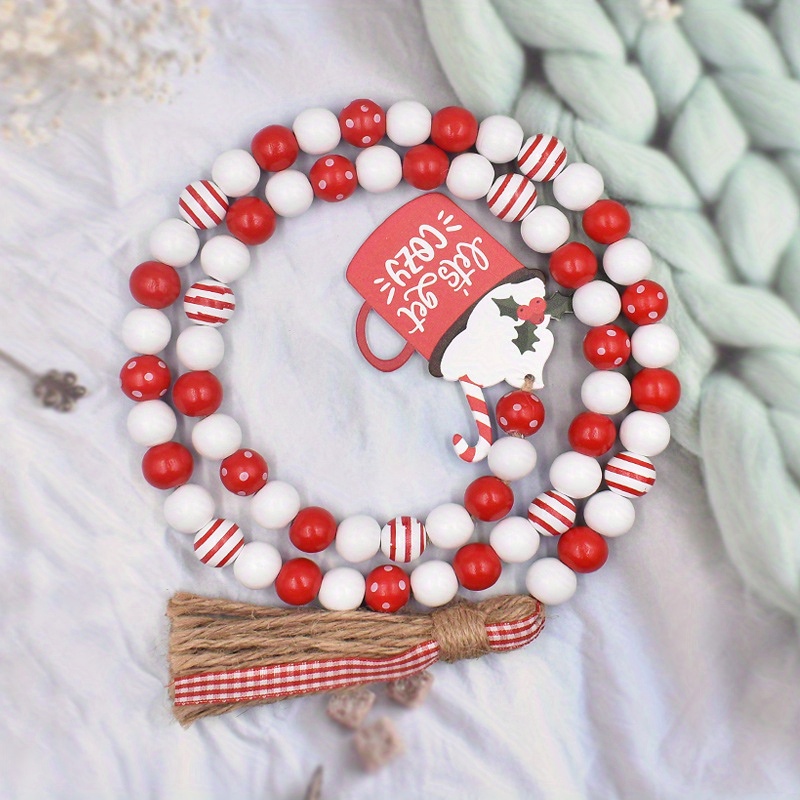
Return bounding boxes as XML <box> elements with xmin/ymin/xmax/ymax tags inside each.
<box><xmin>163</xmin><ymin>484</ymin><xmax>215</xmax><ymax>534</ymax></box>
<box><xmin>211</xmin><ymin>149</ymin><xmax>261</xmax><ymax>198</ymax></box>
<box><xmin>486</xmin><ymin>173</ymin><xmax>538</xmax><ymax>222</ymax></box>
<box><xmin>335</xmin><ymin>515</ymin><xmax>381</xmax><ymax>563</ymax></box>
<box><xmin>489</xmin><ymin>516</ymin><xmax>540</xmax><ymax>563</ymax></box>
<box><xmin>425</xmin><ymin>503</ymin><xmax>475</xmax><ymax>549</ymax></box>
<box><xmin>251</xmin><ymin>481</ymin><xmax>302</xmax><ymax>529</ymax></box>
<box><xmin>265</xmin><ymin>169</ymin><xmax>314</xmax><ymax>217</ymax></box>
<box><xmin>552</xmin><ymin>163</ymin><xmax>604</xmax><ymax>211</ymax></box>
<box><xmin>520</xmin><ymin>205</ymin><xmax>570</xmax><ymax>253</ymax></box>
<box><xmin>527</xmin><ymin>490</ymin><xmax>577</xmax><ymax>537</ymax></box>
<box><xmin>318</xmin><ymin>567</ymin><xmax>367</xmax><ymax>611</ymax></box>
<box><xmin>121</xmin><ymin>308</ymin><xmax>171</xmax><ymax>354</ymax></box>
<box><xmin>410</xmin><ymin>560</ymin><xmax>459</xmax><ymax>608</ymax></box>
<box><xmin>356</xmin><ymin>145</ymin><xmax>403</xmax><ymax>193</ymax></box>
<box><xmin>184</xmin><ymin>279</ymin><xmax>235</xmax><ymax>327</ymax></box>
<box><xmin>191</xmin><ymin>413</ymin><xmax>242</xmax><ymax>460</ymax></box>
<box><xmin>233</xmin><ymin>541</ymin><xmax>282</xmax><ymax>589</ymax></box>
<box><xmin>517</xmin><ymin>134</ymin><xmax>567</xmax><ymax>181</ymax></box>
<box><xmin>200</xmin><ymin>235</ymin><xmax>251</xmax><ymax>283</ymax></box>
<box><xmin>476</xmin><ymin>115</ymin><xmax>524</xmax><ymax>164</ymax></box>
<box><xmin>619</xmin><ymin>411</ymin><xmax>671</xmax><ymax>457</ymax></box>
<box><xmin>583</xmin><ymin>491</ymin><xmax>636</xmax><ymax>536</ymax></box>
<box><xmin>446</xmin><ymin>153</ymin><xmax>495</xmax><ymax>200</ymax></box>
<box><xmin>386</xmin><ymin>100</ymin><xmax>431</xmax><ymax>147</ymax></box>
<box><xmin>127</xmin><ymin>399</ymin><xmax>177</xmax><ymax>446</ymax></box>
<box><xmin>604</xmin><ymin>451</ymin><xmax>657</xmax><ymax>498</ymax></box>
<box><xmin>549</xmin><ymin>451</ymin><xmax>602</xmax><ymax>499</ymax></box>
<box><xmin>381</xmin><ymin>516</ymin><xmax>427</xmax><ymax>563</ymax></box>
<box><xmin>631</xmin><ymin>323</ymin><xmax>680</xmax><ymax>368</ymax></box>
<box><xmin>178</xmin><ymin>180</ymin><xmax>228</xmax><ymax>230</ymax></box>
<box><xmin>194</xmin><ymin>518</ymin><xmax>244</xmax><ymax>567</ymax></box>
<box><xmin>572</xmin><ymin>280</ymin><xmax>622</xmax><ymax>327</ymax></box>
<box><xmin>292</xmin><ymin>107</ymin><xmax>342</xmax><ymax>154</ymax></box>
<box><xmin>149</xmin><ymin>218</ymin><xmax>199</xmax><ymax>268</ymax></box>
<box><xmin>176</xmin><ymin>325</ymin><xmax>224</xmax><ymax>371</ymax></box>
<box><xmin>488</xmin><ymin>437</ymin><xmax>537</xmax><ymax>481</ymax></box>
<box><xmin>603</xmin><ymin>238</ymin><xmax>653</xmax><ymax>285</ymax></box>
<box><xmin>525</xmin><ymin>557</ymin><xmax>577</xmax><ymax>605</ymax></box>
<box><xmin>581</xmin><ymin>371</ymin><xmax>631</xmax><ymax>415</ymax></box>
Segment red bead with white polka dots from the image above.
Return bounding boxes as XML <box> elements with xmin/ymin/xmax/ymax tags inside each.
<box><xmin>582</xmin><ymin>325</ymin><xmax>631</xmax><ymax>370</ymax></box>
<box><xmin>309</xmin><ymin>154</ymin><xmax>358</xmax><ymax>202</ymax></box>
<box><xmin>621</xmin><ymin>280</ymin><xmax>668</xmax><ymax>325</ymax></box>
<box><xmin>120</xmin><ymin>355</ymin><xmax>171</xmax><ymax>401</ymax></box>
<box><xmin>220</xmin><ymin>448</ymin><xmax>269</xmax><ymax>496</ymax></box>
<box><xmin>339</xmin><ymin>99</ymin><xmax>386</xmax><ymax>148</ymax></box>
<box><xmin>495</xmin><ymin>390</ymin><xmax>545</xmax><ymax>436</ymax></box>
<box><xmin>365</xmin><ymin>564</ymin><xmax>410</xmax><ymax>612</ymax></box>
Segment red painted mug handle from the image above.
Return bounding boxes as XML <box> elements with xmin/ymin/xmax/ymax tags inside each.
<box><xmin>355</xmin><ymin>301</ymin><xmax>415</xmax><ymax>372</ymax></box>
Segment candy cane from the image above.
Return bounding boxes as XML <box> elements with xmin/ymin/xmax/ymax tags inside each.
<box><xmin>452</xmin><ymin>379</ymin><xmax>493</xmax><ymax>462</ymax></box>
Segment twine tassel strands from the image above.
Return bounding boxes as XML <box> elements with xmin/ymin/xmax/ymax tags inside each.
<box><xmin>167</xmin><ymin>592</ymin><xmax>544</xmax><ymax>725</ymax></box>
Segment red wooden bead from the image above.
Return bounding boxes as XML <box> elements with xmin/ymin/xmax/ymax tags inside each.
<box><xmin>430</xmin><ymin>106</ymin><xmax>478</xmax><ymax>153</ymax></box>
<box><xmin>582</xmin><ymin>200</ymin><xmax>631</xmax><ymax>244</ymax></box>
<box><xmin>495</xmin><ymin>390</ymin><xmax>545</xmax><ymax>436</ymax></box>
<box><xmin>549</xmin><ymin>242</ymin><xmax>597</xmax><ymax>289</ymax></box>
<box><xmin>402</xmin><ymin>144</ymin><xmax>450</xmax><ymax>190</ymax></box>
<box><xmin>172</xmin><ymin>371</ymin><xmax>223</xmax><ymax>417</ymax></box>
<box><xmin>289</xmin><ymin>506</ymin><xmax>337</xmax><ymax>553</ymax></box>
<box><xmin>120</xmin><ymin>355</ymin><xmax>171</xmax><ymax>401</ymax></box>
<box><xmin>309</xmin><ymin>154</ymin><xmax>358</xmax><ymax>202</ymax></box>
<box><xmin>251</xmin><ymin>124</ymin><xmax>299</xmax><ymax>172</ymax></box>
<box><xmin>631</xmin><ymin>368</ymin><xmax>681</xmax><ymax>413</ymax></box>
<box><xmin>568</xmin><ymin>411</ymin><xmax>617</xmax><ymax>457</ymax></box>
<box><xmin>142</xmin><ymin>441</ymin><xmax>193</xmax><ymax>490</ymax></box>
<box><xmin>582</xmin><ymin>325</ymin><xmax>631</xmax><ymax>370</ymax></box>
<box><xmin>621</xmin><ymin>280</ymin><xmax>668</xmax><ymax>325</ymax></box>
<box><xmin>365</xmin><ymin>564</ymin><xmax>410</xmax><ymax>613</ymax></box>
<box><xmin>225</xmin><ymin>196</ymin><xmax>276</xmax><ymax>245</ymax></box>
<box><xmin>129</xmin><ymin>261</ymin><xmax>181</xmax><ymax>308</ymax></box>
<box><xmin>557</xmin><ymin>526</ymin><xmax>608</xmax><ymax>573</ymax></box>
<box><xmin>339</xmin><ymin>99</ymin><xmax>386</xmax><ymax>148</ymax></box>
<box><xmin>464</xmin><ymin>476</ymin><xmax>514</xmax><ymax>522</ymax></box>
<box><xmin>453</xmin><ymin>543</ymin><xmax>502</xmax><ymax>591</ymax></box>
<box><xmin>220</xmin><ymin>448</ymin><xmax>269</xmax><ymax>496</ymax></box>
<box><xmin>275</xmin><ymin>557</ymin><xmax>323</xmax><ymax>606</ymax></box>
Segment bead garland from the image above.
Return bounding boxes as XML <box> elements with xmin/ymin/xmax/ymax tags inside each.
<box><xmin>121</xmin><ymin>99</ymin><xmax>680</xmax><ymax>615</ymax></box>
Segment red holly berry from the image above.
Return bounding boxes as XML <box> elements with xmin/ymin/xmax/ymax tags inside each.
<box><xmin>339</xmin><ymin>99</ymin><xmax>386</xmax><ymax>148</ymax></box>
<box><xmin>225</xmin><ymin>197</ymin><xmax>276</xmax><ymax>245</ymax></box>
<box><xmin>220</xmin><ymin>448</ymin><xmax>269</xmax><ymax>496</ymax></box>
<box><xmin>251</xmin><ymin>124</ymin><xmax>299</xmax><ymax>172</ymax></box>
<box><xmin>120</xmin><ymin>355</ymin><xmax>171</xmax><ymax>401</ymax></box>
<box><xmin>430</xmin><ymin>106</ymin><xmax>478</xmax><ymax>153</ymax></box>
<box><xmin>516</xmin><ymin>297</ymin><xmax>547</xmax><ymax>325</ymax></box>
<box><xmin>557</xmin><ymin>527</ymin><xmax>608</xmax><ymax>573</ymax></box>
<box><xmin>453</xmin><ymin>543</ymin><xmax>502</xmax><ymax>591</ymax></box>
<box><xmin>568</xmin><ymin>412</ymin><xmax>617</xmax><ymax>457</ymax></box>
<box><xmin>129</xmin><ymin>261</ymin><xmax>181</xmax><ymax>308</ymax></box>
<box><xmin>275</xmin><ymin>558</ymin><xmax>323</xmax><ymax>606</ymax></box>
<box><xmin>142</xmin><ymin>442</ymin><xmax>193</xmax><ymax>490</ymax></box>
<box><xmin>172</xmin><ymin>371</ymin><xmax>223</xmax><ymax>417</ymax></box>
<box><xmin>495</xmin><ymin>390</ymin><xmax>546</xmax><ymax>436</ymax></box>
<box><xmin>582</xmin><ymin>325</ymin><xmax>631</xmax><ymax>370</ymax></box>
<box><xmin>289</xmin><ymin>506</ymin><xmax>337</xmax><ymax>553</ymax></box>
<box><xmin>582</xmin><ymin>200</ymin><xmax>630</xmax><ymax>244</ymax></box>
<box><xmin>621</xmin><ymin>280</ymin><xmax>668</xmax><ymax>326</ymax></box>
<box><xmin>364</xmin><ymin>564</ymin><xmax>410</xmax><ymax>613</ymax></box>
<box><xmin>464</xmin><ymin>476</ymin><xmax>514</xmax><ymax>522</ymax></box>
<box><xmin>549</xmin><ymin>242</ymin><xmax>597</xmax><ymax>289</ymax></box>
<box><xmin>309</xmin><ymin>154</ymin><xmax>358</xmax><ymax>202</ymax></box>
<box><xmin>631</xmin><ymin>368</ymin><xmax>681</xmax><ymax>413</ymax></box>
<box><xmin>402</xmin><ymin>144</ymin><xmax>450</xmax><ymax>190</ymax></box>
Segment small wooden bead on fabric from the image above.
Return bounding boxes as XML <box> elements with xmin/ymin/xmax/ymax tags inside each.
<box><xmin>178</xmin><ymin>180</ymin><xmax>229</xmax><ymax>230</ymax></box>
<box><xmin>380</xmin><ymin>516</ymin><xmax>427</xmax><ymax>563</ymax></box>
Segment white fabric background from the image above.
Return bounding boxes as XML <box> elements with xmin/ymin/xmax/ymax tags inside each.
<box><xmin>1</xmin><ymin>2</ymin><xmax>799</xmax><ymax>798</ymax></box>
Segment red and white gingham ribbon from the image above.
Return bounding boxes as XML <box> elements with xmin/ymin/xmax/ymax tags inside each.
<box><xmin>173</xmin><ymin>613</ymin><xmax>544</xmax><ymax>707</ymax></box>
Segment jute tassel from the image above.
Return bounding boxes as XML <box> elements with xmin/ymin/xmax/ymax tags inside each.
<box><xmin>168</xmin><ymin>592</ymin><xmax>545</xmax><ymax>726</ymax></box>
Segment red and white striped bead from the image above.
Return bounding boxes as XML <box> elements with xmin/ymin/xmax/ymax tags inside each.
<box><xmin>604</xmin><ymin>451</ymin><xmax>657</xmax><ymax>498</ymax></box>
<box><xmin>486</xmin><ymin>173</ymin><xmax>538</xmax><ymax>222</ymax></box>
<box><xmin>517</xmin><ymin>134</ymin><xmax>567</xmax><ymax>182</ymax></box>
<box><xmin>178</xmin><ymin>180</ymin><xmax>229</xmax><ymax>230</ymax></box>
<box><xmin>380</xmin><ymin>516</ymin><xmax>427</xmax><ymax>563</ymax></box>
<box><xmin>184</xmin><ymin>279</ymin><xmax>236</xmax><ymax>326</ymax></box>
<box><xmin>193</xmin><ymin>518</ymin><xmax>244</xmax><ymax>567</ymax></box>
<box><xmin>527</xmin><ymin>490</ymin><xmax>577</xmax><ymax>537</ymax></box>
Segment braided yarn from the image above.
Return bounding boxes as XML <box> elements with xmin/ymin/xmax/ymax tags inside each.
<box><xmin>421</xmin><ymin>0</ymin><xmax>800</xmax><ymax>618</ymax></box>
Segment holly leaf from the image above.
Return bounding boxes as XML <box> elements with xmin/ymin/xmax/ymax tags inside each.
<box><xmin>494</xmin><ymin>295</ymin><xmax>520</xmax><ymax>320</ymax></box>
<box><xmin>512</xmin><ymin>321</ymin><xmax>540</xmax><ymax>355</ymax></box>
<box><xmin>546</xmin><ymin>291</ymin><xmax>573</xmax><ymax>321</ymax></box>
